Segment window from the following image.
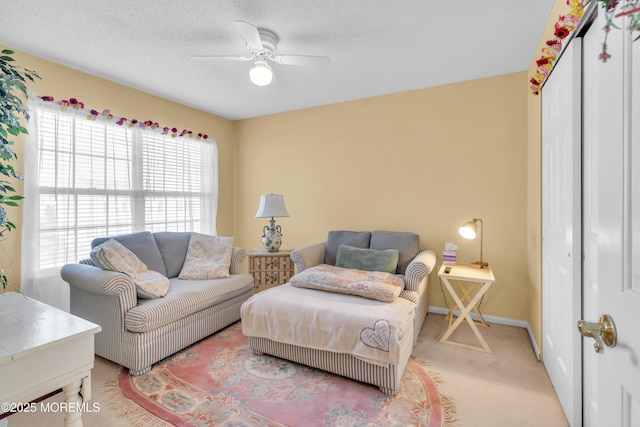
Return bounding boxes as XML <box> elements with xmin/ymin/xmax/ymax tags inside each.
<box><xmin>22</xmin><ymin>96</ymin><xmax>218</xmax><ymax>309</ymax></box>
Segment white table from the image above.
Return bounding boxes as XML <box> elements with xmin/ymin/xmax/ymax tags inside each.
<box><xmin>0</xmin><ymin>292</ymin><xmax>101</xmax><ymax>426</ymax></box>
<box><xmin>438</xmin><ymin>264</ymin><xmax>496</xmax><ymax>353</ymax></box>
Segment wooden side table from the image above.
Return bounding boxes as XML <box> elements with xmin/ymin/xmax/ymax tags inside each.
<box><xmin>0</xmin><ymin>292</ymin><xmax>101</xmax><ymax>426</ymax></box>
<box><xmin>248</xmin><ymin>250</ymin><xmax>294</xmax><ymax>293</ymax></box>
<box><xmin>438</xmin><ymin>264</ymin><xmax>496</xmax><ymax>353</ymax></box>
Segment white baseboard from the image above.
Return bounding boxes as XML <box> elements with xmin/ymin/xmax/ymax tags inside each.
<box><xmin>527</xmin><ymin>324</ymin><xmax>541</xmax><ymax>361</ymax></box>
<box><xmin>428</xmin><ymin>306</ymin><xmax>541</xmax><ymax>360</ymax></box>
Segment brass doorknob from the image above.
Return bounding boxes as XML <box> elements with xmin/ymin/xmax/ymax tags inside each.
<box><xmin>578</xmin><ymin>314</ymin><xmax>617</xmax><ymax>353</ymax></box>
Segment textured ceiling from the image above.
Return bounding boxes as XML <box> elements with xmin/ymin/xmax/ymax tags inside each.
<box><xmin>1</xmin><ymin>1</ymin><xmax>554</xmax><ymax>120</ymax></box>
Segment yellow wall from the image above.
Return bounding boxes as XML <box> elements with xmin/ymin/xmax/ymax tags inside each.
<box><xmin>3</xmin><ymin>39</ymin><xmax>543</xmax><ymax>328</ymax></box>
<box><xmin>0</xmin><ymin>46</ymin><xmax>236</xmax><ymax>292</ymax></box>
<box><xmin>235</xmin><ymin>73</ymin><xmax>530</xmax><ymax>321</ymax></box>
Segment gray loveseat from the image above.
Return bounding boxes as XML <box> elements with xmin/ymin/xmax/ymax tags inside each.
<box><xmin>61</xmin><ymin>231</ymin><xmax>254</xmax><ymax>375</ymax></box>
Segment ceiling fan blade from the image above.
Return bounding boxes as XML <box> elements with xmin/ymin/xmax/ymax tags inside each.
<box><xmin>272</xmin><ymin>55</ymin><xmax>331</xmax><ymax>67</ymax></box>
<box><xmin>190</xmin><ymin>55</ymin><xmax>253</xmax><ymax>62</ymax></box>
<box><xmin>234</xmin><ymin>20</ymin><xmax>263</xmax><ymax>51</ymax></box>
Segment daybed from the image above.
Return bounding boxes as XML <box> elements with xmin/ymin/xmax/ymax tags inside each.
<box><xmin>61</xmin><ymin>231</ymin><xmax>254</xmax><ymax>375</ymax></box>
<box><xmin>241</xmin><ymin>230</ymin><xmax>436</xmax><ymax>394</ymax></box>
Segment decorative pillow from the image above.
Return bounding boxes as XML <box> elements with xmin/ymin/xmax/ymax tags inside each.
<box><xmin>290</xmin><ymin>264</ymin><xmax>405</xmax><ymax>303</ymax></box>
<box><xmin>91</xmin><ymin>231</ymin><xmax>167</xmax><ymax>276</ymax></box>
<box><xmin>93</xmin><ymin>239</ymin><xmax>170</xmax><ymax>299</ymax></box>
<box><xmin>178</xmin><ymin>233</ymin><xmax>234</xmax><ymax>280</ymax></box>
<box><xmin>336</xmin><ymin>244</ymin><xmax>400</xmax><ymax>274</ymax></box>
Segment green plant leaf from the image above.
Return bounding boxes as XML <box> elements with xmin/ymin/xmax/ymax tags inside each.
<box><xmin>0</xmin><ymin>49</ymin><xmax>39</xmax><ymax>239</ymax></box>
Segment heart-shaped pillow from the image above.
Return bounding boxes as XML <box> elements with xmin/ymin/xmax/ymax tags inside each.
<box><xmin>360</xmin><ymin>319</ymin><xmax>391</xmax><ymax>352</ymax></box>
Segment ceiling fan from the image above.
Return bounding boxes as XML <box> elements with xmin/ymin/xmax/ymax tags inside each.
<box><xmin>190</xmin><ymin>21</ymin><xmax>331</xmax><ymax>86</ymax></box>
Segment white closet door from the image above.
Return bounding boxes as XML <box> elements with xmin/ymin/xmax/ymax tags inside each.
<box><xmin>582</xmin><ymin>10</ymin><xmax>640</xmax><ymax>425</ymax></box>
<box><xmin>541</xmin><ymin>39</ymin><xmax>582</xmax><ymax>426</ymax></box>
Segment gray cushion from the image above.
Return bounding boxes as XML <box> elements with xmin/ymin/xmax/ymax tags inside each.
<box><xmin>153</xmin><ymin>232</ymin><xmax>192</xmax><ymax>278</ymax></box>
<box><xmin>324</xmin><ymin>231</ymin><xmax>371</xmax><ymax>266</ymax></box>
<box><xmin>91</xmin><ymin>231</ymin><xmax>167</xmax><ymax>276</ymax></box>
<box><xmin>335</xmin><ymin>244</ymin><xmax>399</xmax><ymax>274</ymax></box>
<box><xmin>370</xmin><ymin>231</ymin><xmax>420</xmax><ymax>275</ymax></box>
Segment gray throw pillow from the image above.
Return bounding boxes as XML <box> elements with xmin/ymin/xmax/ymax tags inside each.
<box><xmin>325</xmin><ymin>231</ymin><xmax>371</xmax><ymax>266</ymax></box>
<box><xmin>336</xmin><ymin>244</ymin><xmax>400</xmax><ymax>274</ymax></box>
<box><xmin>370</xmin><ymin>231</ymin><xmax>420</xmax><ymax>274</ymax></box>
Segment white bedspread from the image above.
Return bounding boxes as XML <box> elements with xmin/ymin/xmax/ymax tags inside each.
<box><xmin>241</xmin><ymin>283</ymin><xmax>415</xmax><ymax>367</ymax></box>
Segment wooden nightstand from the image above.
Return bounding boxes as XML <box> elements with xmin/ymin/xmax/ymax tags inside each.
<box><xmin>438</xmin><ymin>264</ymin><xmax>496</xmax><ymax>353</ymax></box>
<box><xmin>248</xmin><ymin>250</ymin><xmax>294</xmax><ymax>293</ymax></box>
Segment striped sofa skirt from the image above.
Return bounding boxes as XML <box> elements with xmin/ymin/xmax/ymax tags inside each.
<box><xmin>248</xmin><ymin>328</ymin><xmax>414</xmax><ymax>395</ymax></box>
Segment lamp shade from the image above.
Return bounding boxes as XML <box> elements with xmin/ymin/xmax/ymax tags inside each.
<box><xmin>249</xmin><ymin>60</ymin><xmax>273</xmax><ymax>86</ymax></box>
<box><xmin>255</xmin><ymin>194</ymin><xmax>289</xmax><ymax>218</ymax></box>
<box><xmin>458</xmin><ymin>218</ymin><xmax>488</xmax><ymax>268</ymax></box>
<box><xmin>458</xmin><ymin>220</ymin><xmax>478</xmax><ymax>239</ymax></box>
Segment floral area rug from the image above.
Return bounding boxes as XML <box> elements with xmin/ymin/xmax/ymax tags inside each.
<box><xmin>113</xmin><ymin>322</ymin><xmax>457</xmax><ymax>426</ymax></box>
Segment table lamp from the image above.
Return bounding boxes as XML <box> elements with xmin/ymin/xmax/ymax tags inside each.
<box><xmin>458</xmin><ymin>218</ymin><xmax>488</xmax><ymax>268</ymax></box>
<box><xmin>255</xmin><ymin>194</ymin><xmax>289</xmax><ymax>252</ymax></box>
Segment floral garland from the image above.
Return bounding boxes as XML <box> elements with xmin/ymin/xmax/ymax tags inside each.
<box><xmin>597</xmin><ymin>0</ymin><xmax>640</xmax><ymax>62</ymax></box>
<box><xmin>39</xmin><ymin>96</ymin><xmax>209</xmax><ymax>140</ymax></box>
<box><xmin>530</xmin><ymin>0</ymin><xmax>585</xmax><ymax>95</ymax></box>
<box><xmin>530</xmin><ymin>0</ymin><xmax>640</xmax><ymax>96</ymax></box>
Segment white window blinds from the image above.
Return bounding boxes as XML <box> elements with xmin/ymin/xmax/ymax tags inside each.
<box><xmin>22</xmin><ymin>96</ymin><xmax>218</xmax><ymax>310</ymax></box>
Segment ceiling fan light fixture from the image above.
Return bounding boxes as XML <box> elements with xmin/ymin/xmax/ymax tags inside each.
<box><xmin>249</xmin><ymin>60</ymin><xmax>273</xmax><ymax>86</ymax></box>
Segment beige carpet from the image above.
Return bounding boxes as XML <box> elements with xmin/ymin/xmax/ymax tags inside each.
<box><xmin>6</xmin><ymin>313</ymin><xmax>568</xmax><ymax>426</ymax></box>
<box><xmin>415</xmin><ymin>314</ymin><xmax>569</xmax><ymax>427</ymax></box>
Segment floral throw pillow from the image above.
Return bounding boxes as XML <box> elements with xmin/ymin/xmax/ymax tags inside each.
<box><xmin>93</xmin><ymin>239</ymin><xmax>170</xmax><ymax>299</ymax></box>
<box><xmin>178</xmin><ymin>233</ymin><xmax>234</xmax><ymax>280</ymax></box>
